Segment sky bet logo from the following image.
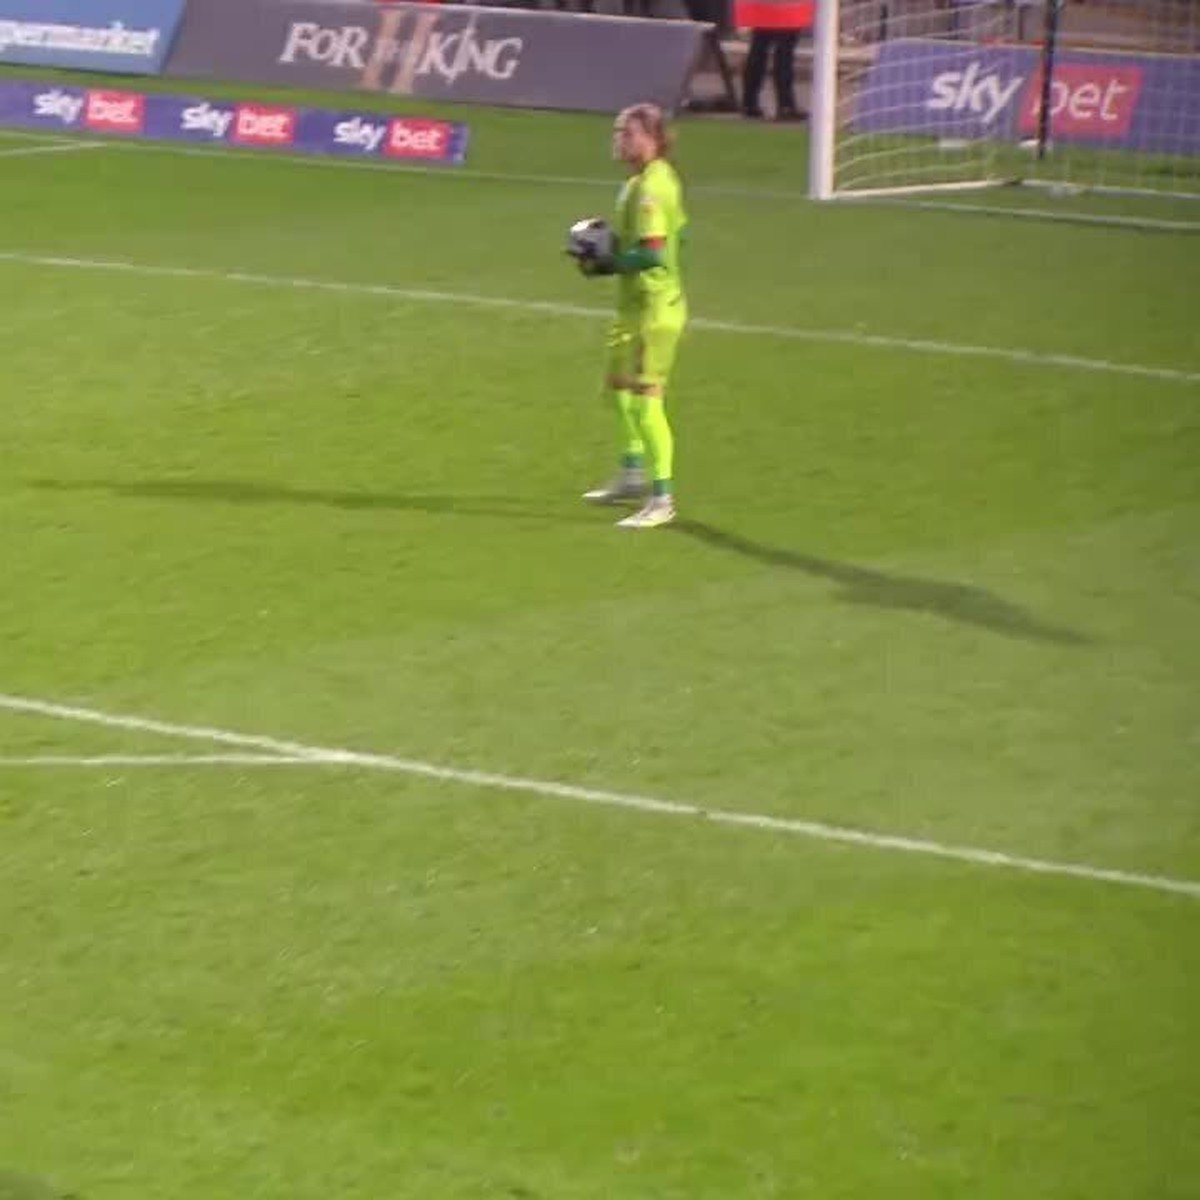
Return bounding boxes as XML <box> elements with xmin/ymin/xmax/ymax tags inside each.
<box><xmin>1018</xmin><ymin>63</ymin><xmax>1143</xmax><ymax>139</ymax></box>
<box><xmin>333</xmin><ymin>115</ymin><xmax>452</xmax><ymax>159</ymax></box>
<box><xmin>180</xmin><ymin>101</ymin><xmax>235</xmax><ymax>140</ymax></box>
<box><xmin>384</xmin><ymin>118</ymin><xmax>449</xmax><ymax>158</ymax></box>
<box><xmin>927</xmin><ymin>61</ymin><xmax>1023</xmax><ymax>127</ymax></box>
<box><xmin>231</xmin><ymin>104</ymin><xmax>297</xmax><ymax>147</ymax></box>
<box><xmin>84</xmin><ymin>89</ymin><xmax>145</xmax><ymax>134</ymax></box>
<box><xmin>33</xmin><ymin>88</ymin><xmax>83</xmax><ymax>125</ymax></box>
<box><xmin>333</xmin><ymin>114</ymin><xmax>386</xmax><ymax>153</ymax></box>
<box><xmin>927</xmin><ymin>59</ymin><xmax>1143</xmax><ymax>138</ymax></box>
<box><xmin>178</xmin><ymin>100</ymin><xmax>301</xmax><ymax>148</ymax></box>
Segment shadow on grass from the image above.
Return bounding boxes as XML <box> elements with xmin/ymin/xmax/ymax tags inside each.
<box><xmin>674</xmin><ymin>518</ymin><xmax>1094</xmax><ymax>646</ymax></box>
<box><xmin>0</xmin><ymin>1169</ymin><xmax>81</xmax><ymax>1200</ymax></box>
<box><xmin>33</xmin><ymin>479</ymin><xmax>1094</xmax><ymax>645</ymax></box>
<box><xmin>32</xmin><ymin>477</ymin><xmax>594</xmax><ymax>525</ymax></box>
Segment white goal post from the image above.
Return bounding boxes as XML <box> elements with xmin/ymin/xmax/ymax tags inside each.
<box><xmin>808</xmin><ymin>0</ymin><xmax>1200</xmax><ymax>207</ymax></box>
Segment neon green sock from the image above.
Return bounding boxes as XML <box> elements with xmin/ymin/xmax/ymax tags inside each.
<box><xmin>637</xmin><ymin>393</ymin><xmax>674</xmax><ymax>492</ymax></box>
<box><xmin>614</xmin><ymin>389</ymin><xmax>645</xmax><ymax>465</ymax></box>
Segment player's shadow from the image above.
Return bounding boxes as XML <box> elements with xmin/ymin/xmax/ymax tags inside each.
<box><xmin>674</xmin><ymin>519</ymin><xmax>1094</xmax><ymax>646</ymax></box>
<box><xmin>33</xmin><ymin>479</ymin><xmax>1091</xmax><ymax>645</ymax></box>
<box><xmin>32</xmin><ymin>478</ymin><xmax>595</xmax><ymax>525</ymax></box>
<box><xmin>0</xmin><ymin>1168</ymin><xmax>82</xmax><ymax>1199</ymax></box>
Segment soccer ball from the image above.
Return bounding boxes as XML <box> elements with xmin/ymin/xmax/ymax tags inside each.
<box><xmin>566</xmin><ymin>217</ymin><xmax>615</xmax><ymax>262</ymax></box>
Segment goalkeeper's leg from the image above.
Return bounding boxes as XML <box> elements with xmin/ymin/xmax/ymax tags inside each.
<box><xmin>615</xmin><ymin>323</ymin><xmax>683</xmax><ymax>530</ymax></box>
<box><xmin>614</xmin><ymin>385</ymin><xmax>675</xmax><ymax>528</ymax></box>
<box><xmin>583</xmin><ymin>323</ymin><xmax>648</xmax><ymax>504</ymax></box>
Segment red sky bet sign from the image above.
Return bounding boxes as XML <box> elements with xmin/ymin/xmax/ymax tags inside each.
<box><xmin>1016</xmin><ymin>63</ymin><xmax>1143</xmax><ymax>139</ymax></box>
<box><xmin>383</xmin><ymin>117</ymin><xmax>450</xmax><ymax>159</ymax></box>
<box><xmin>232</xmin><ymin>103</ymin><xmax>297</xmax><ymax>147</ymax></box>
<box><xmin>855</xmin><ymin>39</ymin><xmax>1200</xmax><ymax>157</ymax></box>
<box><xmin>84</xmin><ymin>88</ymin><xmax>145</xmax><ymax>134</ymax></box>
<box><xmin>0</xmin><ymin>78</ymin><xmax>470</xmax><ymax>164</ymax></box>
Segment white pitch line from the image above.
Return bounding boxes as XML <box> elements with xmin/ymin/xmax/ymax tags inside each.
<box><xmin>16</xmin><ymin>127</ymin><xmax>1200</xmax><ymax>222</ymax></box>
<box><xmin>0</xmin><ymin>140</ymin><xmax>104</xmax><ymax>159</ymax></box>
<box><xmin>0</xmin><ymin>129</ymin><xmax>81</xmax><ymax>142</ymax></box>
<box><xmin>0</xmin><ymin>753</ymin><xmax>316</xmax><ymax>766</ymax></box>
<box><xmin>894</xmin><ymin>197</ymin><xmax>1200</xmax><ymax>235</ymax></box>
<box><xmin>2</xmin><ymin>691</ymin><xmax>1197</xmax><ymax>901</ymax></box>
<box><xmin>0</xmin><ymin>126</ymin><xmax>811</xmax><ymax>199</ymax></box>
<box><xmin>0</xmin><ymin>249</ymin><xmax>1196</xmax><ymax>385</ymax></box>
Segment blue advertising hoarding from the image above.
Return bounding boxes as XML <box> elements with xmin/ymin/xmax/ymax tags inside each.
<box><xmin>853</xmin><ymin>38</ymin><xmax>1200</xmax><ymax>157</ymax></box>
<box><xmin>0</xmin><ymin>0</ymin><xmax>186</xmax><ymax>75</ymax></box>
<box><xmin>0</xmin><ymin>78</ymin><xmax>470</xmax><ymax>165</ymax></box>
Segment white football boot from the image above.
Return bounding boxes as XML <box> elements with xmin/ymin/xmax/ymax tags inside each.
<box><xmin>616</xmin><ymin>496</ymin><xmax>676</xmax><ymax>530</ymax></box>
<box><xmin>582</xmin><ymin>467</ymin><xmax>647</xmax><ymax>505</ymax></box>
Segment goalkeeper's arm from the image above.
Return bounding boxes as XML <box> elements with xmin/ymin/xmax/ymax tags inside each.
<box><xmin>580</xmin><ymin>236</ymin><xmax>665</xmax><ymax>277</ymax></box>
<box><xmin>614</xmin><ymin>236</ymin><xmax>665</xmax><ymax>273</ymax></box>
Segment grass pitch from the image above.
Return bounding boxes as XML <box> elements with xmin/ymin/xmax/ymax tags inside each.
<box><xmin>1</xmin><ymin>71</ymin><xmax>1198</xmax><ymax>1200</ymax></box>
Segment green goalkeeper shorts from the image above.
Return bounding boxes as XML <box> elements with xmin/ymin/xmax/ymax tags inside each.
<box><xmin>606</xmin><ymin>309</ymin><xmax>686</xmax><ymax>389</ymax></box>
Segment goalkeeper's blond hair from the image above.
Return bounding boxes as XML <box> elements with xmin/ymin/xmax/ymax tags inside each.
<box><xmin>617</xmin><ymin>103</ymin><xmax>674</xmax><ymax>159</ymax></box>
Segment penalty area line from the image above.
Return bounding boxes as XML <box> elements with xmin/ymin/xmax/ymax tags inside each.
<box><xmin>1</xmin><ymin>691</ymin><xmax>1198</xmax><ymax>901</ymax></box>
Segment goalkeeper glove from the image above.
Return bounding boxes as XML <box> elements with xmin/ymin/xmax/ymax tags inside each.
<box><xmin>570</xmin><ymin>242</ymin><xmax>615</xmax><ymax>277</ymax></box>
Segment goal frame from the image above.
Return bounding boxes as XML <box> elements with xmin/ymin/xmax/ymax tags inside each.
<box><xmin>807</xmin><ymin>0</ymin><xmax>1200</xmax><ymax>208</ymax></box>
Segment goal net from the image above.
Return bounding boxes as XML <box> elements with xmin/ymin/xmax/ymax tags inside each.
<box><xmin>809</xmin><ymin>0</ymin><xmax>1200</xmax><ymax>211</ymax></box>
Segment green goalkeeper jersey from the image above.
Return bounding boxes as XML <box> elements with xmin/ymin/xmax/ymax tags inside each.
<box><xmin>616</xmin><ymin>157</ymin><xmax>687</xmax><ymax>321</ymax></box>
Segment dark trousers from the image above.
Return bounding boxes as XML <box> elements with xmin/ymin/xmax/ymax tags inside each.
<box><xmin>743</xmin><ymin>30</ymin><xmax>800</xmax><ymax>114</ymax></box>
<box><xmin>679</xmin><ymin>0</ymin><xmax>740</xmax><ymax>111</ymax></box>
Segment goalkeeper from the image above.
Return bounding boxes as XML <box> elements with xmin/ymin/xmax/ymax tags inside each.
<box><xmin>575</xmin><ymin>103</ymin><xmax>688</xmax><ymax>530</ymax></box>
